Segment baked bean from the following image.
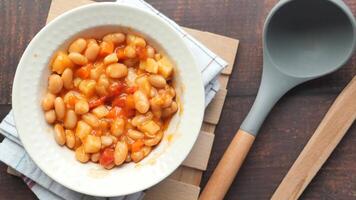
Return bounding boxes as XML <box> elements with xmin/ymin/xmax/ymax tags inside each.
<box><xmin>86</xmin><ymin>39</ymin><xmax>97</xmax><ymax>46</ymax></box>
<box><xmin>150</xmin><ymin>87</ymin><xmax>158</xmax><ymax>98</ymax></box>
<box><xmin>150</xmin><ymin>97</ymin><xmax>162</xmax><ymax>119</ymax></box>
<box><xmin>134</xmin><ymin>37</ymin><xmax>146</xmax><ymax>47</ymax></box>
<box><xmin>54</xmin><ymin>124</ymin><xmax>66</xmax><ymax>146</ymax></box>
<box><xmin>83</xmin><ymin>135</ymin><xmax>101</xmax><ymax>153</ymax></box>
<box><xmin>64</xmin><ymin>110</ymin><xmax>77</xmax><ymax>129</ymax></box>
<box><xmin>110</xmin><ymin>118</ymin><xmax>125</xmax><ymax>137</ymax></box>
<box><xmin>75</xmin><ymin>146</ymin><xmax>89</xmax><ymax>163</ymax></box>
<box><xmin>90</xmin><ymin>62</ymin><xmax>105</xmax><ymax>80</ymax></box>
<box><xmin>146</xmin><ymin>45</ymin><xmax>155</xmax><ymax>58</ymax></box>
<box><xmin>167</xmin><ymin>86</ymin><xmax>176</xmax><ymax>97</ymax></box>
<box><xmin>114</xmin><ymin>141</ymin><xmax>128</xmax><ymax>166</ymax></box>
<box><xmin>61</xmin><ymin>68</ymin><xmax>73</xmax><ymax>90</ymax></box>
<box><xmin>131</xmin><ymin>113</ymin><xmax>152</xmax><ymax>127</ymax></box>
<box><xmin>144</xmin><ymin>131</ymin><xmax>163</xmax><ymax>146</ymax></box>
<box><xmin>73</xmin><ymin>77</ymin><xmax>82</xmax><ymax>88</ymax></box>
<box><xmin>124</xmin><ymin>135</ymin><xmax>135</xmax><ymax>146</ymax></box>
<box><xmin>95</xmin><ymin>85</ymin><xmax>108</xmax><ymax>97</ymax></box>
<box><xmin>142</xmin><ymin>146</ymin><xmax>152</xmax><ymax>157</ymax></box>
<box><xmin>74</xmin><ymin>99</ymin><xmax>89</xmax><ymax>115</ymax></box>
<box><xmin>42</xmin><ymin>93</ymin><xmax>56</xmax><ymax>111</ymax></box>
<box><xmin>97</xmin><ymin>74</ymin><xmax>110</xmax><ymax>88</ymax></box>
<box><xmin>82</xmin><ymin>113</ymin><xmax>100</xmax><ymax>128</ymax></box>
<box><xmin>76</xmin><ymin>120</ymin><xmax>92</xmax><ymax>141</ymax></box>
<box><xmin>68</xmin><ymin>52</ymin><xmax>88</xmax><ymax>65</ymax></box>
<box><xmin>95</xmin><ymin>74</ymin><xmax>109</xmax><ymax>96</ymax></box>
<box><xmin>84</xmin><ymin>43</ymin><xmax>100</xmax><ymax>61</ymax></box>
<box><xmin>54</xmin><ymin>97</ymin><xmax>65</xmax><ymax>120</ymax></box>
<box><xmin>103</xmin><ymin>33</ymin><xmax>125</xmax><ymax>45</ymax></box>
<box><xmin>44</xmin><ymin>110</ymin><xmax>56</xmax><ymax>124</ymax></box>
<box><xmin>106</xmin><ymin>63</ymin><xmax>128</xmax><ymax>78</ymax></box>
<box><xmin>101</xmin><ymin>135</ymin><xmax>113</xmax><ymax>147</ymax></box>
<box><xmin>48</xmin><ymin>74</ymin><xmax>63</xmax><ymax>94</ymax></box>
<box><xmin>124</xmin><ymin>45</ymin><xmax>136</xmax><ymax>58</ymax></box>
<box><xmin>161</xmin><ymin>93</ymin><xmax>173</xmax><ymax>108</ymax></box>
<box><xmin>68</xmin><ymin>38</ymin><xmax>87</xmax><ymax>53</ymax></box>
<box><xmin>148</xmin><ymin>75</ymin><xmax>167</xmax><ymax>89</ymax></box>
<box><xmin>126</xmin><ymin>68</ymin><xmax>137</xmax><ymax>87</ymax></box>
<box><xmin>134</xmin><ymin>90</ymin><xmax>150</xmax><ymax>113</ymax></box>
<box><xmin>127</xmin><ymin>129</ymin><xmax>144</xmax><ymax>140</ymax></box>
<box><xmin>126</xmin><ymin>34</ymin><xmax>136</xmax><ymax>44</ymax></box>
<box><xmin>103</xmin><ymin>53</ymin><xmax>118</xmax><ymax>65</ymax></box>
<box><xmin>139</xmin><ymin>120</ymin><xmax>160</xmax><ymax>137</ymax></box>
<box><xmin>65</xmin><ymin>130</ymin><xmax>75</xmax><ymax>149</ymax></box>
<box><xmin>162</xmin><ymin>101</ymin><xmax>178</xmax><ymax>118</ymax></box>
<box><xmin>92</xmin><ymin>105</ymin><xmax>109</xmax><ymax>118</ymax></box>
<box><xmin>91</xmin><ymin>152</ymin><xmax>100</xmax><ymax>162</ymax></box>
<box><xmin>131</xmin><ymin>150</ymin><xmax>144</xmax><ymax>163</ymax></box>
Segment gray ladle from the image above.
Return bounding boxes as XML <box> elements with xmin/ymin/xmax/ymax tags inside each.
<box><xmin>200</xmin><ymin>0</ymin><xmax>356</xmax><ymax>199</ymax></box>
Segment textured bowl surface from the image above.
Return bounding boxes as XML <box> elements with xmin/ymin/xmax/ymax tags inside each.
<box><xmin>12</xmin><ymin>3</ymin><xmax>204</xmax><ymax>197</ymax></box>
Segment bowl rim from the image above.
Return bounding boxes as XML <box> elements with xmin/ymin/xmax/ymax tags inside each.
<box><xmin>12</xmin><ymin>2</ymin><xmax>205</xmax><ymax>197</ymax></box>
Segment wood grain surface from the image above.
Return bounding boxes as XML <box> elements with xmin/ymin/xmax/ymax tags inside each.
<box><xmin>0</xmin><ymin>0</ymin><xmax>355</xmax><ymax>200</ymax></box>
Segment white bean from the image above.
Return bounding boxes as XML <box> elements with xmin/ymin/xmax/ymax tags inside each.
<box><xmin>54</xmin><ymin>124</ymin><xmax>66</xmax><ymax>146</ymax></box>
<box><xmin>75</xmin><ymin>146</ymin><xmax>89</xmax><ymax>163</ymax></box>
<box><xmin>82</xmin><ymin>113</ymin><xmax>100</xmax><ymax>128</ymax></box>
<box><xmin>42</xmin><ymin>93</ymin><xmax>56</xmax><ymax>111</ymax></box>
<box><xmin>61</xmin><ymin>68</ymin><xmax>73</xmax><ymax>90</ymax></box>
<box><xmin>101</xmin><ymin>135</ymin><xmax>113</xmax><ymax>147</ymax></box>
<box><xmin>68</xmin><ymin>52</ymin><xmax>88</xmax><ymax>65</ymax></box>
<box><xmin>65</xmin><ymin>130</ymin><xmax>75</xmax><ymax>149</ymax></box>
<box><xmin>48</xmin><ymin>74</ymin><xmax>63</xmax><ymax>94</ymax></box>
<box><xmin>114</xmin><ymin>141</ymin><xmax>128</xmax><ymax>166</ymax></box>
<box><xmin>54</xmin><ymin>97</ymin><xmax>65</xmax><ymax>120</ymax></box>
<box><xmin>44</xmin><ymin>110</ymin><xmax>56</xmax><ymax>124</ymax></box>
<box><xmin>103</xmin><ymin>33</ymin><xmax>125</xmax><ymax>45</ymax></box>
<box><xmin>127</xmin><ymin>129</ymin><xmax>144</xmax><ymax>140</ymax></box>
<box><xmin>84</xmin><ymin>43</ymin><xmax>100</xmax><ymax>61</ymax></box>
<box><xmin>133</xmin><ymin>90</ymin><xmax>150</xmax><ymax>113</ymax></box>
<box><xmin>68</xmin><ymin>38</ymin><xmax>87</xmax><ymax>53</ymax></box>
<box><xmin>106</xmin><ymin>63</ymin><xmax>128</xmax><ymax>78</ymax></box>
<box><xmin>64</xmin><ymin>110</ymin><xmax>77</xmax><ymax>129</ymax></box>
<box><xmin>148</xmin><ymin>75</ymin><xmax>167</xmax><ymax>89</ymax></box>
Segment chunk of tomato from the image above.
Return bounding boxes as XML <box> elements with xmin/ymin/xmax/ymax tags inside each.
<box><xmin>136</xmin><ymin>46</ymin><xmax>148</xmax><ymax>60</ymax></box>
<box><xmin>112</xmin><ymin>96</ymin><xmax>126</xmax><ymax>107</ymax></box>
<box><xmin>106</xmin><ymin>106</ymin><xmax>123</xmax><ymax>119</ymax></box>
<box><xmin>108</xmin><ymin>82</ymin><xmax>125</xmax><ymax>97</ymax></box>
<box><xmin>88</xmin><ymin>96</ymin><xmax>107</xmax><ymax>109</ymax></box>
<box><xmin>99</xmin><ymin>148</ymin><xmax>115</xmax><ymax>167</ymax></box>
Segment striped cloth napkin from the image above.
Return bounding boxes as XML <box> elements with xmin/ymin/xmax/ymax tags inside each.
<box><xmin>0</xmin><ymin>0</ymin><xmax>227</xmax><ymax>200</ymax></box>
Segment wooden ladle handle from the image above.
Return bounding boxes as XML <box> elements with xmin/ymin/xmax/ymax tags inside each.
<box><xmin>271</xmin><ymin>76</ymin><xmax>356</xmax><ymax>200</ymax></box>
<box><xmin>199</xmin><ymin>129</ymin><xmax>255</xmax><ymax>200</ymax></box>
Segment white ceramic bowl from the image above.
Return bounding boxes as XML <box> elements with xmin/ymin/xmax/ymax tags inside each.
<box><xmin>12</xmin><ymin>3</ymin><xmax>204</xmax><ymax>197</ymax></box>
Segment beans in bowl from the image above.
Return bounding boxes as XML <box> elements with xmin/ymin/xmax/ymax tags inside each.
<box><xmin>41</xmin><ymin>32</ymin><xmax>178</xmax><ymax>169</ymax></box>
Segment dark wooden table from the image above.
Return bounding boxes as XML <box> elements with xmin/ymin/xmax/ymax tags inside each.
<box><xmin>1</xmin><ymin>0</ymin><xmax>355</xmax><ymax>199</ymax></box>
